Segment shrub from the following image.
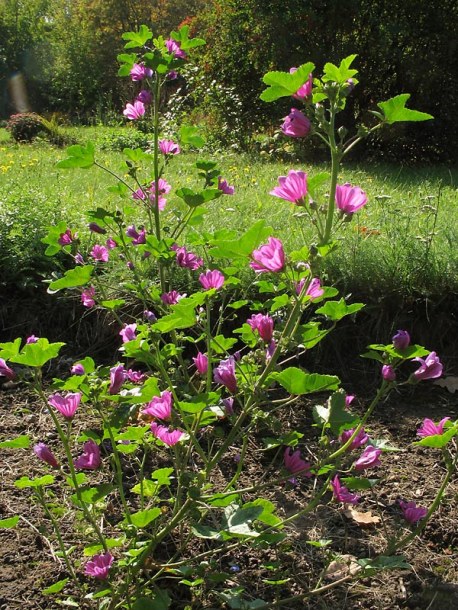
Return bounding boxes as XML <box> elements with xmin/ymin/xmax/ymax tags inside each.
<box><xmin>6</xmin><ymin>112</ymin><xmax>49</xmax><ymax>142</ymax></box>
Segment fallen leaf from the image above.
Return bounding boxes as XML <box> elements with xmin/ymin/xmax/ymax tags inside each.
<box><xmin>344</xmin><ymin>508</ymin><xmax>381</xmax><ymax>526</ymax></box>
<box><xmin>325</xmin><ymin>554</ymin><xmax>361</xmax><ymax>581</ymax></box>
<box><xmin>434</xmin><ymin>377</ymin><xmax>458</xmax><ymax>394</ymax></box>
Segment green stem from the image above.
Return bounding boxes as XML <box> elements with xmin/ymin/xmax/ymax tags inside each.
<box><xmin>205</xmin><ymin>299</ymin><xmax>212</xmax><ymax>392</ymax></box>
<box><xmin>321</xmin><ymin>103</ymin><xmax>342</xmax><ymax>247</ymax></box>
<box><xmin>152</xmin><ymin>75</ymin><xmax>165</xmax><ymax>293</ymax></box>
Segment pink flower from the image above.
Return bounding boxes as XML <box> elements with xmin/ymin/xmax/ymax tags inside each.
<box><xmin>75</xmin><ymin>252</ymin><xmax>85</xmax><ymax>265</ymax></box>
<box><xmin>130</xmin><ymin>63</ymin><xmax>153</xmax><ymax>81</ymax></box>
<box><xmin>58</xmin><ymin>228</ymin><xmax>75</xmax><ymax>246</ymax></box>
<box><xmin>281</xmin><ymin>108</ymin><xmax>311</xmax><ymax>137</ymax></box>
<box><xmin>354</xmin><ymin>446</ymin><xmax>382</xmax><ymax>471</ymax></box>
<box><xmin>161</xmin><ymin>290</ymin><xmax>185</xmax><ymax>305</ymax></box>
<box><xmin>222</xmin><ymin>397</ymin><xmax>234</xmax><ymax>415</ymax></box>
<box><xmin>148</xmin><ymin>178</ymin><xmax>171</xmax><ymax>210</ymax></box>
<box><xmin>165</xmin><ymin>38</ymin><xmax>187</xmax><ymax>59</ymax></box>
<box><xmin>331</xmin><ymin>475</ymin><xmax>360</xmax><ymax>504</ymax></box>
<box><xmin>90</xmin><ymin>244</ymin><xmax>109</xmax><ymax>262</ymax></box>
<box><xmin>0</xmin><ymin>358</ymin><xmax>15</xmax><ymax>380</ymax></box>
<box><xmin>284</xmin><ymin>447</ymin><xmax>312</xmax><ymax>476</ymax></box>
<box><xmin>335</xmin><ymin>183</ymin><xmax>367</xmax><ymax>215</ymax></box>
<box><xmin>417</xmin><ymin>417</ymin><xmax>450</xmax><ymax>438</ymax></box>
<box><xmin>48</xmin><ymin>392</ymin><xmax>81</xmax><ymax>419</ymax></box>
<box><xmin>214</xmin><ymin>357</ymin><xmax>237</xmax><ymax>393</ymax></box>
<box><xmin>381</xmin><ymin>364</ymin><xmax>396</xmax><ymax>382</ymax></box>
<box><xmin>34</xmin><ymin>443</ymin><xmax>59</xmax><ymax>468</ymax></box>
<box><xmin>142</xmin><ymin>391</ymin><xmax>173</xmax><ymax>420</ymax></box>
<box><xmin>84</xmin><ymin>552</ymin><xmax>114</xmax><ymax>580</ymax></box>
<box><xmin>127</xmin><ymin>369</ymin><xmax>146</xmax><ymax>383</ymax></box>
<box><xmin>71</xmin><ymin>363</ymin><xmax>85</xmax><ymax>376</ymax></box>
<box><xmin>270</xmin><ymin>170</ymin><xmax>308</xmax><ymax>205</ymax></box>
<box><xmin>144</xmin><ymin>310</ymin><xmax>157</xmax><ymax>322</ymax></box>
<box><xmin>150</xmin><ymin>422</ymin><xmax>184</xmax><ymax>446</ymax></box>
<box><xmin>126</xmin><ymin>225</ymin><xmax>146</xmax><ymax>245</ymax></box>
<box><xmin>109</xmin><ymin>364</ymin><xmax>127</xmax><ymax>395</ymax></box>
<box><xmin>88</xmin><ymin>223</ymin><xmax>106</xmax><ymax>234</ymax></box>
<box><xmin>289</xmin><ymin>68</ymin><xmax>313</xmax><ymax>99</ymax></box>
<box><xmin>159</xmin><ymin>139</ymin><xmax>180</xmax><ymax>155</ymax></box>
<box><xmin>136</xmin><ymin>89</ymin><xmax>152</xmax><ymax>105</ymax></box>
<box><xmin>247</xmin><ymin>313</ymin><xmax>274</xmax><ymax>343</ymax></box>
<box><xmin>173</xmin><ymin>245</ymin><xmax>203</xmax><ymax>270</ymax></box>
<box><xmin>74</xmin><ymin>440</ymin><xmax>101</xmax><ymax>470</ymax></box>
<box><xmin>123</xmin><ymin>100</ymin><xmax>146</xmax><ymax>120</ymax></box>
<box><xmin>106</xmin><ymin>237</ymin><xmax>117</xmax><ymax>250</ymax></box>
<box><xmin>81</xmin><ymin>287</ymin><xmax>95</xmax><ymax>308</ymax></box>
<box><xmin>345</xmin><ymin>395</ymin><xmax>355</xmax><ymax>407</ymax></box>
<box><xmin>392</xmin><ymin>330</ymin><xmax>410</xmax><ymax>350</ymax></box>
<box><xmin>26</xmin><ymin>335</ymin><xmax>39</xmax><ymax>344</ymax></box>
<box><xmin>399</xmin><ymin>500</ymin><xmax>428</xmax><ymax>524</ymax></box>
<box><xmin>199</xmin><ymin>269</ymin><xmax>225</xmax><ymax>290</ymax></box>
<box><xmin>250</xmin><ymin>237</ymin><xmax>285</xmax><ymax>274</ymax></box>
<box><xmin>295</xmin><ymin>277</ymin><xmax>324</xmax><ymax>299</ymax></box>
<box><xmin>193</xmin><ymin>352</ymin><xmax>209</xmax><ymax>375</ymax></box>
<box><xmin>413</xmin><ymin>352</ymin><xmax>443</xmax><ymax>381</ymax></box>
<box><xmin>218</xmin><ymin>177</ymin><xmax>235</xmax><ymax>195</ymax></box>
<box><xmin>339</xmin><ymin>427</ymin><xmax>369</xmax><ymax>450</ymax></box>
<box><xmin>119</xmin><ymin>323</ymin><xmax>137</xmax><ymax>343</ymax></box>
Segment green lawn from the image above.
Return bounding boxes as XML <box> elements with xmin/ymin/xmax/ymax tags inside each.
<box><xmin>1</xmin><ymin>126</ymin><xmax>457</xmax><ymax>300</ymax></box>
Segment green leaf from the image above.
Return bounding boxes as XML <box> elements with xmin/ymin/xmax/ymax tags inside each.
<box><xmin>414</xmin><ymin>426</ymin><xmax>458</xmax><ymax>448</ymax></box>
<box><xmin>261</xmin><ymin>430</ymin><xmax>304</xmax><ymax>450</ymax></box>
<box><xmin>72</xmin><ymin>484</ymin><xmax>114</xmax><ymax>506</ymax></box>
<box><xmin>211</xmin><ymin>334</ymin><xmax>238</xmax><ymax>354</ymax></box>
<box><xmin>0</xmin><ymin>516</ymin><xmax>20</xmax><ymax>529</ymax></box>
<box><xmin>307</xmin><ymin>172</ymin><xmax>331</xmax><ymax>199</ymax></box>
<box><xmin>100</xmin><ymin>299</ymin><xmax>126</xmax><ymax>310</ymax></box>
<box><xmin>83</xmin><ymin>538</ymin><xmax>125</xmax><ymax>556</ymax></box>
<box><xmin>206</xmin><ymin>492</ymin><xmax>240</xmax><ymax>507</ymax></box>
<box><xmin>15</xmin><ymin>475</ymin><xmax>55</xmax><ymax>489</ymax></box>
<box><xmin>133</xmin><ymin>590</ymin><xmax>171</xmax><ymax>610</ymax></box>
<box><xmin>152</xmin><ymin>467</ymin><xmax>174</xmax><ymax>486</ymax></box>
<box><xmin>48</xmin><ymin>265</ymin><xmax>94</xmax><ymax>292</ymax></box>
<box><xmin>171</xmin><ymin>24</ymin><xmax>205</xmax><ymax>51</ymax></box>
<box><xmin>222</xmin><ymin>504</ymin><xmax>263</xmax><ymax>538</ymax></box>
<box><xmin>129</xmin><ymin>507</ymin><xmax>161</xmax><ymax>528</ymax></box>
<box><xmin>42</xmin><ymin>578</ymin><xmax>69</xmax><ymax>595</ymax></box>
<box><xmin>322</xmin><ymin>55</ymin><xmax>358</xmax><ymax>84</ymax></box>
<box><xmin>242</xmin><ymin>499</ymin><xmax>282</xmax><ymax>527</ymax></box>
<box><xmin>0</xmin><ymin>338</ymin><xmax>22</xmax><ymax>360</ymax></box>
<box><xmin>268</xmin><ymin>367</ymin><xmax>340</xmax><ymax>395</ymax></box>
<box><xmin>56</xmin><ymin>143</ymin><xmax>95</xmax><ymax>169</ymax></box>
<box><xmin>341</xmin><ymin>477</ymin><xmax>378</xmax><ymax>490</ymax></box>
<box><xmin>9</xmin><ymin>338</ymin><xmax>65</xmax><ymax>368</ymax></box>
<box><xmin>0</xmin><ymin>435</ymin><xmax>30</xmax><ymax>449</ymax></box>
<box><xmin>175</xmin><ymin>187</ymin><xmax>222</xmax><ymax>207</ymax></box>
<box><xmin>327</xmin><ymin>391</ymin><xmax>359</xmax><ymax>434</ymax></box>
<box><xmin>115</xmin><ymin>426</ymin><xmax>149</xmax><ymax>442</ymax></box>
<box><xmin>179</xmin><ymin>125</ymin><xmax>205</xmax><ymax>148</ymax></box>
<box><xmin>210</xmin><ymin>220</ymin><xmax>273</xmax><ymax>259</ymax></box>
<box><xmin>261</xmin><ymin>62</ymin><xmax>315</xmax><ymax>102</ymax></box>
<box><xmin>192</xmin><ymin>524</ymin><xmax>222</xmax><ymax>540</ymax></box>
<box><xmin>378</xmin><ymin>94</ymin><xmax>433</xmax><ymax>124</ymax></box>
<box><xmin>357</xmin><ymin>555</ymin><xmax>411</xmax><ymax>575</ymax></box>
<box><xmin>299</xmin><ymin>321</ymin><xmax>330</xmax><ymax>349</ymax></box>
<box><xmin>122</xmin><ymin>24</ymin><xmax>153</xmax><ymax>49</ymax></box>
<box><xmin>315</xmin><ymin>299</ymin><xmax>365</xmax><ymax>321</ymax></box>
<box><xmin>269</xmin><ymin>293</ymin><xmax>290</xmax><ymax>312</ymax></box>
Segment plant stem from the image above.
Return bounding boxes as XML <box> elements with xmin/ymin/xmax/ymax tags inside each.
<box><xmin>321</xmin><ymin>102</ymin><xmax>341</xmax><ymax>246</ymax></box>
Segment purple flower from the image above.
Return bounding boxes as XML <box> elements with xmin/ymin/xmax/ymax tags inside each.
<box><xmin>159</xmin><ymin>139</ymin><xmax>180</xmax><ymax>155</ymax></box>
<box><xmin>0</xmin><ymin>358</ymin><xmax>15</xmax><ymax>380</ymax></box>
<box><xmin>123</xmin><ymin>100</ymin><xmax>146</xmax><ymax>120</ymax></box>
<box><xmin>354</xmin><ymin>446</ymin><xmax>382</xmax><ymax>471</ymax></box>
<box><xmin>399</xmin><ymin>500</ymin><xmax>428</xmax><ymax>524</ymax></box>
<box><xmin>74</xmin><ymin>440</ymin><xmax>101</xmax><ymax>470</ymax></box>
<box><xmin>381</xmin><ymin>364</ymin><xmax>396</xmax><ymax>382</ymax></box>
<box><xmin>199</xmin><ymin>269</ymin><xmax>225</xmax><ymax>290</ymax></box>
<box><xmin>106</xmin><ymin>237</ymin><xmax>117</xmax><ymax>250</ymax></box>
<box><xmin>193</xmin><ymin>352</ymin><xmax>208</xmax><ymax>375</ymax></box>
<box><xmin>413</xmin><ymin>352</ymin><xmax>443</xmax><ymax>381</ymax></box>
<box><xmin>144</xmin><ymin>310</ymin><xmax>157</xmax><ymax>322</ymax></box>
<box><xmin>109</xmin><ymin>364</ymin><xmax>127</xmax><ymax>395</ymax></box>
<box><xmin>88</xmin><ymin>222</ymin><xmax>106</xmax><ymax>235</ymax></box>
<box><xmin>34</xmin><ymin>443</ymin><xmax>59</xmax><ymax>468</ymax></box>
<box><xmin>417</xmin><ymin>417</ymin><xmax>451</xmax><ymax>438</ymax></box>
<box><xmin>173</xmin><ymin>245</ymin><xmax>203</xmax><ymax>270</ymax></box>
<box><xmin>214</xmin><ymin>357</ymin><xmax>237</xmax><ymax>393</ymax></box>
<box><xmin>148</xmin><ymin>178</ymin><xmax>171</xmax><ymax>211</ymax></box>
<box><xmin>84</xmin><ymin>552</ymin><xmax>114</xmax><ymax>580</ymax></box>
<box><xmin>392</xmin><ymin>330</ymin><xmax>410</xmax><ymax>350</ymax></box>
<box><xmin>167</xmin><ymin>70</ymin><xmax>178</xmax><ymax>80</ymax></box>
<box><xmin>217</xmin><ymin>177</ymin><xmax>235</xmax><ymax>195</ymax></box>
<box><xmin>26</xmin><ymin>335</ymin><xmax>39</xmax><ymax>344</ymax></box>
<box><xmin>119</xmin><ymin>323</ymin><xmax>137</xmax><ymax>343</ymax></box>
<box><xmin>90</xmin><ymin>244</ymin><xmax>109</xmax><ymax>262</ymax></box>
<box><xmin>71</xmin><ymin>363</ymin><xmax>85</xmax><ymax>376</ymax></box>
<box><xmin>136</xmin><ymin>89</ymin><xmax>152</xmax><ymax>105</ymax></box>
<box><xmin>142</xmin><ymin>391</ymin><xmax>173</xmax><ymax>420</ymax></box>
<box><xmin>289</xmin><ymin>67</ymin><xmax>313</xmax><ymax>100</ymax></box>
<box><xmin>74</xmin><ymin>252</ymin><xmax>85</xmax><ymax>265</ymax></box>
<box><xmin>58</xmin><ymin>228</ymin><xmax>75</xmax><ymax>246</ymax></box>
<box><xmin>222</xmin><ymin>397</ymin><xmax>234</xmax><ymax>416</ymax></box>
<box><xmin>126</xmin><ymin>225</ymin><xmax>146</xmax><ymax>245</ymax></box>
<box><xmin>270</xmin><ymin>170</ymin><xmax>308</xmax><ymax>206</ymax></box>
<box><xmin>331</xmin><ymin>475</ymin><xmax>360</xmax><ymax>504</ymax></box>
<box><xmin>48</xmin><ymin>392</ymin><xmax>81</xmax><ymax>419</ymax></box>
<box><xmin>130</xmin><ymin>63</ymin><xmax>153</xmax><ymax>81</ymax></box>
<box><xmin>284</xmin><ymin>447</ymin><xmax>312</xmax><ymax>476</ymax></box>
<box><xmin>295</xmin><ymin>277</ymin><xmax>324</xmax><ymax>299</ymax></box>
<box><xmin>127</xmin><ymin>369</ymin><xmax>146</xmax><ymax>384</ymax></box>
<box><xmin>247</xmin><ymin>313</ymin><xmax>274</xmax><ymax>343</ymax></box>
<box><xmin>165</xmin><ymin>38</ymin><xmax>187</xmax><ymax>59</ymax></box>
<box><xmin>335</xmin><ymin>183</ymin><xmax>367</xmax><ymax>215</ymax></box>
<box><xmin>339</xmin><ymin>427</ymin><xmax>369</xmax><ymax>450</ymax></box>
<box><xmin>281</xmin><ymin>108</ymin><xmax>311</xmax><ymax>137</ymax></box>
<box><xmin>250</xmin><ymin>237</ymin><xmax>286</xmax><ymax>274</ymax></box>
<box><xmin>81</xmin><ymin>287</ymin><xmax>95</xmax><ymax>308</ymax></box>
<box><xmin>161</xmin><ymin>290</ymin><xmax>185</xmax><ymax>305</ymax></box>
<box><xmin>150</xmin><ymin>423</ymin><xmax>184</xmax><ymax>446</ymax></box>
<box><xmin>345</xmin><ymin>395</ymin><xmax>355</xmax><ymax>407</ymax></box>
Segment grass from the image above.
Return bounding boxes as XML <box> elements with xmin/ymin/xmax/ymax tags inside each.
<box><xmin>0</xmin><ymin>126</ymin><xmax>457</xmax><ymax>303</ymax></box>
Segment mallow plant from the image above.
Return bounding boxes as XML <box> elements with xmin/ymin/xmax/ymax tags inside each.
<box><xmin>0</xmin><ymin>24</ymin><xmax>454</xmax><ymax>610</ymax></box>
